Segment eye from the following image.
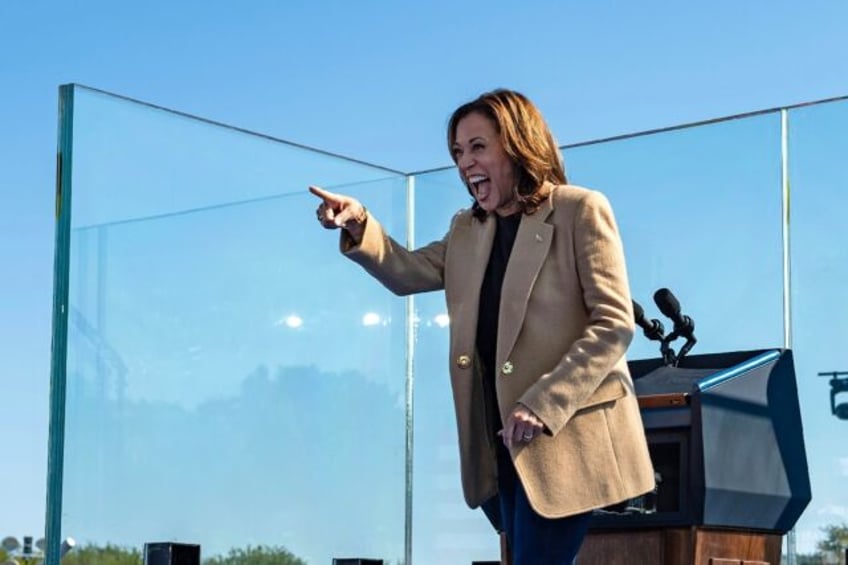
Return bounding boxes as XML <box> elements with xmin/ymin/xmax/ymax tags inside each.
<box><xmin>452</xmin><ymin>147</ymin><xmax>463</xmax><ymax>160</ymax></box>
<box><xmin>471</xmin><ymin>142</ymin><xmax>485</xmax><ymax>152</ymax></box>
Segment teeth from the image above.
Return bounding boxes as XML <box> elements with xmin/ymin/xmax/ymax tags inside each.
<box><xmin>468</xmin><ymin>175</ymin><xmax>487</xmax><ymax>184</ymax></box>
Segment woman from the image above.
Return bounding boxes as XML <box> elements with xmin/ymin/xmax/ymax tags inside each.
<box><xmin>311</xmin><ymin>89</ymin><xmax>654</xmax><ymax>564</ymax></box>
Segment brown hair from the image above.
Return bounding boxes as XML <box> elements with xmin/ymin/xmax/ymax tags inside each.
<box><xmin>447</xmin><ymin>89</ymin><xmax>567</xmax><ymax>219</ymax></box>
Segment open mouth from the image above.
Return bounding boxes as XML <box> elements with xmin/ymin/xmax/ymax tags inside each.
<box><xmin>468</xmin><ymin>175</ymin><xmax>490</xmax><ymax>201</ymax></box>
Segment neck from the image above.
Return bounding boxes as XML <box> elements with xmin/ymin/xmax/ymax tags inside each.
<box><xmin>494</xmin><ymin>199</ymin><xmax>520</xmax><ymax>217</ymax></box>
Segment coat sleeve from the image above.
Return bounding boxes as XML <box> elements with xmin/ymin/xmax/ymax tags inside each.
<box><xmin>518</xmin><ymin>190</ymin><xmax>635</xmax><ymax>436</ymax></box>
<box><xmin>341</xmin><ymin>211</ymin><xmax>449</xmax><ymax>296</ymax></box>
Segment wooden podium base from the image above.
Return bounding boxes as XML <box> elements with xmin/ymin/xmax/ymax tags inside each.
<box><xmin>576</xmin><ymin>527</ymin><xmax>782</xmax><ymax>565</ymax></box>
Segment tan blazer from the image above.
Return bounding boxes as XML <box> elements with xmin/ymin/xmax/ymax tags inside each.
<box><xmin>343</xmin><ymin>183</ymin><xmax>655</xmax><ymax>518</ymax></box>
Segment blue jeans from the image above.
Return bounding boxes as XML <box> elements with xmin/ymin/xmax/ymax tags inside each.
<box><xmin>497</xmin><ymin>444</ymin><xmax>592</xmax><ymax>565</ymax></box>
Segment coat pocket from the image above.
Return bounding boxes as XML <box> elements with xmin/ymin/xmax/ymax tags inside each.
<box><xmin>576</xmin><ymin>375</ymin><xmax>627</xmax><ymax>413</ymax></box>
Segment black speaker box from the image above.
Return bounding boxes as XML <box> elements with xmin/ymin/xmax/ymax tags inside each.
<box><xmin>332</xmin><ymin>560</ymin><xmax>383</xmax><ymax>565</ymax></box>
<box><xmin>144</xmin><ymin>543</ymin><xmax>200</xmax><ymax>565</ymax></box>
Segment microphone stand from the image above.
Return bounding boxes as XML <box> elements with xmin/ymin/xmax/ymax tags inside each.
<box><xmin>676</xmin><ymin>333</ymin><xmax>697</xmax><ymax>363</ymax></box>
<box><xmin>660</xmin><ymin>330</ymin><xmax>697</xmax><ymax>367</ymax></box>
<box><xmin>659</xmin><ymin>336</ymin><xmax>677</xmax><ymax>367</ymax></box>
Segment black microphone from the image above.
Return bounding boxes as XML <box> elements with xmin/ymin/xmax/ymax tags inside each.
<box><xmin>632</xmin><ymin>300</ymin><xmax>665</xmax><ymax>341</ymax></box>
<box><xmin>653</xmin><ymin>288</ymin><xmax>695</xmax><ymax>338</ymax></box>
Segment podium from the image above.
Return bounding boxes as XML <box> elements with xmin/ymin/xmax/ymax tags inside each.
<box><xmin>579</xmin><ymin>349</ymin><xmax>811</xmax><ymax>565</ymax></box>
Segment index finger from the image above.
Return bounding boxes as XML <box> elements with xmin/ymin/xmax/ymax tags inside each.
<box><xmin>309</xmin><ymin>185</ymin><xmax>342</xmax><ymax>205</ymax></box>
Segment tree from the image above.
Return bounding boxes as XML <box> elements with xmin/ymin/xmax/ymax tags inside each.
<box><xmin>785</xmin><ymin>523</ymin><xmax>848</xmax><ymax>564</ymax></box>
<box><xmin>2</xmin><ymin>543</ymin><xmax>308</xmax><ymax>565</ymax></box>
<box><xmin>62</xmin><ymin>544</ymin><xmax>142</xmax><ymax>565</ymax></box>
<box><xmin>204</xmin><ymin>546</ymin><xmax>305</xmax><ymax>565</ymax></box>
<box><xmin>794</xmin><ymin>552</ymin><xmax>828</xmax><ymax>565</ymax></box>
<box><xmin>58</xmin><ymin>544</ymin><xmax>307</xmax><ymax>565</ymax></box>
<box><xmin>817</xmin><ymin>522</ymin><xmax>848</xmax><ymax>563</ymax></box>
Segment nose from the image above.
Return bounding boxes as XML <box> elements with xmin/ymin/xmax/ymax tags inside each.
<box><xmin>457</xmin><ymin>152</ymin><xmax>475</xmax><ymax>173</ymax></box>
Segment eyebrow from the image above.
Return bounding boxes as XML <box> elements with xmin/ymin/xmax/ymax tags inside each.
<box><xmin>453</xmin><ymin>136</ymin><xmax>486</xmax><ymax>148</ymax></box>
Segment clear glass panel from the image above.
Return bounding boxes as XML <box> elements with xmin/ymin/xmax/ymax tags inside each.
<box><xmin>788</xmin><ymin>99</ymin><xmax>848</xmax><ymax>556</ymax></box>
<box><xmin>409</xmin><ymin>115</ymin><xmax>785</xmax><ymax>561</ymax></box>
<box><xmin>565</xmin><ymin>115</ymin><xmax>784</xmax><ymax>360</ymax></box>
<box><xmin>55</xmin><ymin>82</ymin><xmax>834</xmax><ymax>563</ymax></box>
<box><xmin>59</xmin><ymin>85</ymin><xmax>408</xmax><ymax>564</ymax></box>
<box><xmin>410</xmin><ymin>168</ymin><xmax>501</xmax><ymax>563</ymax></box>
<box><xmin>69</xmin><ymin>87</ymin><xmax>400</xmax><ymax>230</ymax></box>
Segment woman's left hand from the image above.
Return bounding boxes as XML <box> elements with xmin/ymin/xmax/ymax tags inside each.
<box><xmin>500</xmin><ymin>405</ymin><xmax>545</xmax><ymax>449</ymax></box>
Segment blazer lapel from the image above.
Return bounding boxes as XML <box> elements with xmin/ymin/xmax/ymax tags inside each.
<box><xmin>447</xmin><ymin>213</ymin><xmax>495</xmax><ymax>357</ymax></box>
<box><xmin>496</xmin><ymin>197</ymin><xmax>554</xmax><ymax>370</ymax></box>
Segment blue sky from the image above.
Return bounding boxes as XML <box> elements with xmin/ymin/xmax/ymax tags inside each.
<box><xmin>1</xmin><ymin>0</ymin><xmax>847</xmax><ymax>557</ymax></box>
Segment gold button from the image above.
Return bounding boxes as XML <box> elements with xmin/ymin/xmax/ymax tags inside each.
<box><xmin>502</xmin><ymin>361</ymin><xmax>514</xmax><ymax>375</ymax></box>
<box><xmin>456</xmin><ymin>354</ymin><xmax>471</xmax><ymax>369</ymax></box>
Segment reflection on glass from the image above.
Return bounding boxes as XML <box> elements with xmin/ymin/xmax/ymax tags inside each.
<box><xmin>565</xmin><ymin>115</ymin><xmax>783</xmax><ymax>361</ymax></box>
<box><xmin>788</xmin><ymin>99</ymin><xmax>848</xmax><ymax>555</ymax></box>
<box><xmin>60</xmin><ymin>85</ymin><xmax>408</xmax><ymax>564</ymax></box>
<box><xmin>70</xmin><ymin>86</ymin><xmax>402</xmax><ymax>229</ymax></box>
<box><xmin>412</xmin><ymin>168</ymin><xmax>499</xmax><ymax>564</ymax></box>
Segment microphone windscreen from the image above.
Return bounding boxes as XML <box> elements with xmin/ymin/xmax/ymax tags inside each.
<box><xmin>654</xmin><ymin>288</ymin><xmax>681</xmax><ymax>319</ymax></box>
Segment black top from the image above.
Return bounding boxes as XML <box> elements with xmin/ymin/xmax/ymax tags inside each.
<box><xmin>476</xmin><ymin>211</ymin><xmax>522</xmax><ymax>443</ymax></box>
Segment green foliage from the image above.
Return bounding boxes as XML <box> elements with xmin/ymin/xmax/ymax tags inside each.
<box><xmin>58</xmin><ymin>544</ymin><xmax>306</xmax><ymax>565</ymax></box>
<box><xmin>794</xmin><ymin>553</ymin><xmax>828</xmax><ymax>565</ymax></box>
<box><xmin>62</xmin><ymin>544</ymin><xmax>142</xmax><ymax>565</ymax></box>
<box><xmin>787</xmin><ymin>522</ymin><xmax>848</xmax><ymax>563</ymax></box>
<box><xmin>203</xmin><ymin>545</ymin><xmax>305</xmax><ymax>565</ymax></box>
<box><xmin>817</xmin><ymin>522</ymin><xmax>848</xmax><ymax>555</ymax></box>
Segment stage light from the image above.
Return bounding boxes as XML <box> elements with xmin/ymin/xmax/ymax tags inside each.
<box><xmin>275</xmin><ymin>314</ymin><xmax>304</xmax><ymax>329</ymax></box>
<box><xmin>284</xmin><ymin>315</ymin><xmax>303</xmax><ymax>329</ymax></box>
<box><xmin>60</xmin><ymin>538</ymin><xmax>76</xmax><ymax>558</ymax></box>
<box><xmin>819</xmin><ymin>371</ymin><xmax>848</xmax><ymax>421</ymax></box>
<box><xmin>1</xmin><ymin>539</ymin><xmax>19</xmax><ymax>553</ymax></box>
<box><xmin>1</xmin><ymin>536</ymin><xmax>74</xmax><ymax>562</ymax></box>
<box><xmin>362</xmin><ymin>312</ymin><xmax>381</xmax><ymax>326</ymax></box>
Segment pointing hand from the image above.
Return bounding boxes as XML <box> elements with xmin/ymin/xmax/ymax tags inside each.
<box><xmin>310</xmin><ymin>185</ymin><xmax>367</xmax><ymax>242</ymax></box>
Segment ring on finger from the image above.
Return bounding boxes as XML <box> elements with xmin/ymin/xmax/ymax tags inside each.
<box><xmin>522</xmin><ymin>432</ymin><xmax>533</xmax><ymax>441</ymax></box>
